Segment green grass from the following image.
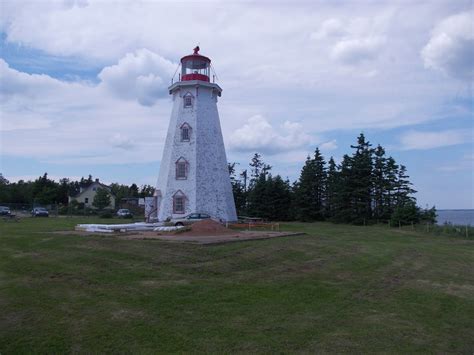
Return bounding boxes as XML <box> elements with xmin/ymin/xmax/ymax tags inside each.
<box><xmin>1</xmin><ymin>217</ymin><xmax>473</xmax><ymax>353</ymax></box>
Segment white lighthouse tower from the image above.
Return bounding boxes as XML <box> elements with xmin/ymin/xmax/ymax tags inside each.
<box><xmin>153</xmin><ymin>47</ymin><xmax>237</xmax><ymax>222</ymax></box>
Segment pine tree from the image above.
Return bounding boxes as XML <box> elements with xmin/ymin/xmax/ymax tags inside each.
<box><xmin>384</xmin><ymin>157</ymin><xmax>399</xmax><ymax>217</ymax></box>
<box><xmin>349</xmin><ymin>133</ymin><xmax>373</xmax><ymax>224</ymax></box>
<box><xmin>395</xmin><ymin>164</ymin><xmax>417</xmax><ymax>206</ymax></box>
<box><xmin>228</xmin><ymin>163</ymin><xmax>247</xmax><ymax>216</ymax></box>
<box><xmin>333</xmin><ymin>154</ymin><xmax>354</xmax><ymax>223</ymax></box>
<box><xmin>325</xmin><ymin>157</ymin><xmax>338</xmax><ymax>219</ymax></box>
<box><xmin>372</xmin><ymin>145</ymin><xmax>386</xmax><ymax>220</ymax></box>
<box><xmin>294</xmin><ymin>156</ymin><xmax>316</xmax><ymax>221</ymax></box>
<box><xmin>312</xmin><ymin>148</ymin><xmax>327</xmax><ymax>220</ymax></box>
<box><xmin>249</xmin><ymin>153</ymin><xmax>264</xmax><ymax>183</ymax></box>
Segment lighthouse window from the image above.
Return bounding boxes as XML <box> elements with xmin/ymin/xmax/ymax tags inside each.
<box><xmin>184</xmin><ymin>96</ymin><xmax>192</xmax><ymax>108</ymax></box>
<box><xmin>181</xmin><ymin>127</ymin><xmax>189</xmax><ymax>141</ymax></box>
<box><xmin>175</xmin><ymin>158</ymin><xmax>188</xmax><ymax>180</ymax></box>
<box><xmin>180</xmin><ymin>123</ymin><xmax>191</xmax><ymax>141</ymax></box>
<box><xmin>174</xmin><ymin>196</ymin><xmax>185</xmax><ymax>214</ymax></box>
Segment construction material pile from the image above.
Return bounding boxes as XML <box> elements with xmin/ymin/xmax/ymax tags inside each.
<box><xmin>75</xmin><ymin>222</ymin><xmax>178</xmax><ymax>233</ymax></box>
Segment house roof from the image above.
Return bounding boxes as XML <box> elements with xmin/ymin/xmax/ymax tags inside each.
<box><xmin>69</xmin><ymin>181</ymin><xmax>115</xmax><ymax>198</ymax></box>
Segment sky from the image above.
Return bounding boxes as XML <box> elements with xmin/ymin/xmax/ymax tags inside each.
<box><xmin>0</xmin><ymin>0</ymin><xmax>473</xmax><ymax>209</ymax></box>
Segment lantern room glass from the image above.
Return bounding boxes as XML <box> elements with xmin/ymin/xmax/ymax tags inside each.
<box><xmin>181</xmin><ymin>58</ymin><xmax>210</xmax><ymax>81</ymax></box>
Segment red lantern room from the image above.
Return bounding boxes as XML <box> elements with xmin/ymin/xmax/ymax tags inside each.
<box><xmin>180</xmin><ymin>46</ymin><xmax>211</xmax><ymax>82</ymax></box>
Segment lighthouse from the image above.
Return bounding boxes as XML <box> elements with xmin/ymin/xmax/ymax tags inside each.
<box><xmin>153</xmin><ymin>47</ymin><xmax>237</xmax><ymax>222</ymax></box>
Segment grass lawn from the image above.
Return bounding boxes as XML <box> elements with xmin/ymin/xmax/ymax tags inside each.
<box><xmin>1</xmin><ymin>217</ymin><xmax>473</xmax><ymax>353</ymax></box>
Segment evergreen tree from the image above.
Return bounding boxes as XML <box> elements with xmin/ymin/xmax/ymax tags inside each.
<box><xmin>332</xmin><ymin>154</ymin><xmax>354</xmax><ymax>223</ymax></box>
<box><xmin>0</xmin><ymin>174</ymin><xmax>10</xmax><ymax>202</ymax></box>
<box><xmin>390</xmin><ymin>200</ymin><xmax>420</xmax><ymax>226</ymax></box>
<box><xmin>349</xmin><ymin>133</ymin><xmax>373</xmax><ymax>224</ymax></box>
<box><xmin>129</xmin><ymin>183</ymin><xmax>139</xmax><ymax>198</ymax></box>
<box><xmin>395</xmin><ymin>164</ymin><xmax>417</xmax><ymax>206</ymax></box>
<box><xmin>384</xmin><ymin>157</ymin><xmax>399</xmax><ymax>217</ymax></box>
<box><xmin>312</xmin><ymin>148</ymin><xmax>327</xmax><ymax>220</ymax></box>
<box><xmin>249</xmin><ymin>153</ymin><xmax>264</xmax><ymax>183</ymax></box>
<box><xmin>372</xmin><ymin>145</ymin><xmax>386</xmax><ymax>220</ymax></box>
<box><xmin>325</xmin><ymin>157</ymin><xmax>338</xmax><ymax>219</ymax></box>
<box><xmin>294</xmin><ymin>148</ymin><xmax>327</xmax><ymax>221</ymax></box>
<box><xmin>294</xmin><ymin>156</ymin><xmax>316</xmax><ymax>221</ymax></box>
<box><xmin>139</xmin><ymin>185</ymin><xmax>155</xmax><ymax>197</ymax></box>
<box><xmin>32</xmin><ymin>173</ymin><xmax>59</xmax><ymax>205</ymax></box>
<box><xmin>228</xmin><ymin>163</ymin><xmax>247</xmax><ymax>216</ymax></box>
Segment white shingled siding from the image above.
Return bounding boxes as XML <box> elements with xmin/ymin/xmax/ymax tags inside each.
<box><xmin>156</xmin><ymin>81</ymin><xmax>237</xmax><ymax>222</ymax></box>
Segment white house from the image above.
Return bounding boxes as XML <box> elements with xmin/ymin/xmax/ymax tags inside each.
<box><xmin>68</xmin><ymin>179</ymin><xmax>115</xmax><ymax>209</ymax></box>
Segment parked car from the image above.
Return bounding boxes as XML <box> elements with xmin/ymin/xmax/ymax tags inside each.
<box><xmin>170</xmin><ymin>212</ymin><xmax>211</xmax><ymax>226</ymax></box>
<box><xmin>0</xmin><ymin>206</ymin><xmax>11</xmax><ymax>216</ymax></box>
<box><xmin>31</xmin><ymin>207</ymin><xmax>49</xmax><ymax>217</ymax></box>
<box><xmin>116</xmin><ymin>208</ymin><xmax>133</xmax><ymax>218</ymax></box>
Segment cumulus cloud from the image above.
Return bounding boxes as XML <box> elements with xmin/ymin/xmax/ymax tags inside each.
<box><xmin>310</xmin><ymin>18</ymin><xmax>345</xmax><ymax>40</ymax></box>
<box><xmin>108</xmin><ymin>133</ymin><xmax>136</xmax><ymax>150</ymax></box>
<box><xmin>98</xmin><ymin>49</ymin><xmax>176</xmax><ymax>106</ymax></box>
<box><xmin>228</xmin><ymin>115</ymin><xmax>314</xmax><ymax>154</ymax></box>
<box><xmin>331</xmin><ymin>36</ymin><xmax>385</xmax><ymax>65</ymax></box>
<box><xmin>421</xmin><ymin>11</ymin><xmax>474</xmax><ymax>80</ymax></box>
<box><xmin>319</xmin><ymin>139</ymin><xmax>338</xmax><ymax>151</ymax></box>
<box><xmin>399</xmin><ymin>129</ymin><xmax>472</xmax><ymax>150</ymax></box>
<box><xmin>0</xmin><ymin>59</ymin><xmax>70</xmax><ymax>99</ymax></box>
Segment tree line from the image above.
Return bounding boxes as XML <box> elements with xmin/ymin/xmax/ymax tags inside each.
<box><xmin>1</xmin><ymin>133</ymin><xmax>436</xmax><ymax>224</ymax></box>
<box><xmin>0</xmin><ymin>173</ymin><xmax>155</xmax><ymax>209</ymax></box>
<box><xmin>229</xmin><ymin>133</ymin><xmax>436</xmax><ymax>225</ymax></box>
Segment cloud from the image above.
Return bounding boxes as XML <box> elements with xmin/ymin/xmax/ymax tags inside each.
<box><xmin>98</xmin><ymin>49</ymin><xmax>176</xmax><ymax>106</ymax></box>
<box><xmin>108</xmin><ymin>133</ymin><xmax>136</xmax><ymax>150</ymax></box>
<box><xmin>399</xmin><ymin>129</ymin><xmax>472</xmax><ymax>150</ymax></box>
<box><xmin>228</xmin><ymin>115</ymin><xmax>314</xmax><ymax>154</ymax></box>
<box><xmin>436</xmin><ymin>152</ymin><xmax>474</xmax><ymax>172</ymax></box>
<box><xmin>421</xmin><ymin>11</ymin><xmax>474</xmax><ymax>80</ymax></box>
<box><xmin>310</xmin><ymin>18</ymin><xmax>345</xmax><ymax>40</ymax></box>
<box><xmin>319</xmin><ymin>139</ymin><xmax>338</xmax><ymax>151</ymax></box>
<box><xmin>0</xmin><ymin>58</ymin><xmax>71</xmax><ymax>99</ymax></box>
<box><xmin>331</xmin><ymin>36</ymin><xmax>385</xmax><ymax>65</ymax></box>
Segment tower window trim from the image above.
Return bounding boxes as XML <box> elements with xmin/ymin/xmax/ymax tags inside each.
<box><xmin>180</xmin><ymin>122</ymin><xmax>191</xmax><ymax>142</ymax></box>
<box><xmin>183</xmin><ymin>92</ymin><xmax>193</xmax><ymax>108</ymax></box>
<box><xmin>173</xmin><ymin>190</ymin><xmax>186</xmax><ymax>214</ymax></box>
<box><xmin>175</xmin><ymin>157</ymin><xmax>188</xmax><ymax>180</ymax></box>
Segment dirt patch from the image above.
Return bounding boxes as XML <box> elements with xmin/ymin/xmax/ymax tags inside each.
<box><xmin>111</xmin><ymin>309</ymin><xmax>146</xmax><ymax>320</ymax></box>
<box><xmin>182</xmin><ymin>219</ymin><xmax>234</xmax><ymax>236</ymax></box>
<box><xmin>121</xmin><ymin>231</ymin><xmax>304</xmax><ymax>245</ymax></box>
<box><xmin>415</xmin><ymin>279</ymin><xmax>474</xmax><ymax>299</ymax></box>
<box><xmin>140</xmin><ymin>279</ymin><xmax>190</xmax><ymax>288</ymax></box>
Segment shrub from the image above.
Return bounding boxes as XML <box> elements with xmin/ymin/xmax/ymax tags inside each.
<box><xmin>99</xmin><ymin>211</ymin><xmax>113</xmax><ymax>218</ymax></box>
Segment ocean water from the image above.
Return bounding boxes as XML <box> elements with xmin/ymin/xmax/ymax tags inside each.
<box><xmin>436</xmin><ymin>209</ymin><xmax>474</xmax><ymax>226</ymax></box>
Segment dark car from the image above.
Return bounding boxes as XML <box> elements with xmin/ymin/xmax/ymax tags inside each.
<box><xmin>31</xmin><ymin>207</ymin><xmax>49</xmax><ymax>217</ymax></box>
<box><xmin>0</xmin><ymin>206</ymin><xmax>11</xmax><ymax>216</ymax></box>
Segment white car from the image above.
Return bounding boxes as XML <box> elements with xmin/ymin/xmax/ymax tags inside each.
<box><xmin>169</xmin><ymin>212</ymin><xmax>211</xmax><ymax>226</ymax></box>
<box><xmin>116</xmin><ymin>209</ymin><xmax>133</xmax><ymax>218</ymax></box>
<box><xmin>31</xmin><ymin>207</ymin><xmax>49</xmax><ymax>217</ymax></box>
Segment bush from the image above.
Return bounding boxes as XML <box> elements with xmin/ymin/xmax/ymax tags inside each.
<box><xmin>99</xmin><ymin>211</ymin><xmax>113</xmax><ymax>218</ymax></box>
<box><xmin>390</xmin><ymin>201</ymin><xmax>420</xmax><ymax>226</ymax></box>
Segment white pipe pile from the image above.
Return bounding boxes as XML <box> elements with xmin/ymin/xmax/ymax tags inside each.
<box><xmin>76</xmin><ymin>222</ymin><xmax>166</xmax><ymax>233</ymax></box>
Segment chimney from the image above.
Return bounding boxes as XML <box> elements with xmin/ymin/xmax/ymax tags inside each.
<box><xmin>95</xmin><ymin>178</ymin><xmax>99</xmax><ymax>183</ymax></box>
